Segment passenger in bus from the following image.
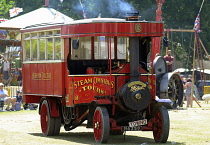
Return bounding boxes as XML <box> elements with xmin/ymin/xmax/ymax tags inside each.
<box><xmin>0</xmin><ymin>83</ymin><xmax>16</xmax><ymax>111</ymax></box>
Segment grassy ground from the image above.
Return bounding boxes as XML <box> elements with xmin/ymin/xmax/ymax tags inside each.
<box><xmin>0</xmin><ymin>101</ymin><xmax>210</xmax><ymax>145</ymax></box>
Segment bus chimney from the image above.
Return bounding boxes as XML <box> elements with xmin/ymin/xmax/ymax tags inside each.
<box><xmin>129</xmin><ymin>37</ymin><xmax>140</xmax><ymax>81</ymax></box>
<box><xmin>126</xmin><ymin>10</ymin><xmax>140</xmax><ymax>21</ymax></box>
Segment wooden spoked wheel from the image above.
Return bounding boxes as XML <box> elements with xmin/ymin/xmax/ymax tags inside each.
<box><xmin>93</xmin><ymin>106</ymin><xmax>110</xmax><ymax>143</ymax></box>
<box><xmin>168</xmin><ymin>74</ymin><xmax>184</xmax><ymax>109</ymax></box>
<box><xmin>40</xmin><ymin>100</ymin><xmax>61</xmax><ymax>136</ymax></box>
<box><xmin>153</xmin><ymin>107</ymin><xmax>170</xmax><ymax>143</ymax></box>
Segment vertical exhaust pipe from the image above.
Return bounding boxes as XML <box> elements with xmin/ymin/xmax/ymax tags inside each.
<box><xmin>129</xmin><ymin>37</ymin><xmax>140</xmax><ymax>81</ymax></box>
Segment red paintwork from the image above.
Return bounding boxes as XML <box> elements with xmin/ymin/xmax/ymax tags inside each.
<box><xmin>23</xmin><ymin>62</ymin><xmax>65</xmax><ymax>103</ymax></box>
<box><xmin>93</xmin><ymin>99</ymin><xmax>112</xmax><ymax>105</ymax></box>
<box><xmin>67</xmin><ymin>75</ymin><xmax>115</xmax><ymax>105</ymax></box>
<box><xmin>62</xmin><ymin>22</ymin><xmax>164</xmax><ymax>38</ymax></box>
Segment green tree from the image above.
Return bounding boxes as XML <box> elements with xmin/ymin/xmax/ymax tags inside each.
<box><xmin>7</xmin><ymin>0</ymin><xmax>210</xmax><ymax>70</ymax></box>
<box><xmin>14</xmin><ymin>0</ymin><xmax>43</xmax><ymax>16</ymax></box>
<box><xmin>0</xmin><ymin>0</ymin><xmax>15</xmax><ymax>18</ymax></box>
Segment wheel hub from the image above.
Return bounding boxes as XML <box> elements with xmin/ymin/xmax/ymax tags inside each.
<box><xmin>94</xmin><ymin>122</ymin><xmax>100</xmax><ymax>129</ymax></box>
<box><xmin>135</xmin><ymin>93</ymin><xmax>141</xmax><ymax>99</ymax></box>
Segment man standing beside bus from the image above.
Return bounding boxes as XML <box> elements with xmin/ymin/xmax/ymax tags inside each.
<box><xmin>164</xmin><ymin>50</ymin><xmax>174</xmax><ymax>72</ymax></box>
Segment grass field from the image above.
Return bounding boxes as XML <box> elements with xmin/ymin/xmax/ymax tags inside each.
<box><xmin>0</xmin><ymin>101</ymin><xmax>210</xmax><ymax>145</ymax></box>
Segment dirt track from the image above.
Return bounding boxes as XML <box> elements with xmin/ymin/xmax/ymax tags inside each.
<box><xmin>0</xmin><ymin>101</ymin><xmax>210</xmax><ymax>145</ymax></box>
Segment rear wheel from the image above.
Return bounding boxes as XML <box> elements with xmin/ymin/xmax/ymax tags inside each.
<box><xmin>168</xmin><ymin>74</ymin><xmax>183</xmax><ymax>108</ymax></box>
<box><xmin>153</xmin><ymin>107</ymin><xmax>169</xmax><ymax>143</ymax></box>
<box><xmin>40</xmin><ymin>100</ymin><xmax>61</xmax><ymax>136</ymax></box>
<box><xmin>93</xmin><ymin>106</ymin><xmax>110</xmax><ymax>143</ymax></box>
<box><xmin>54</xmin><ymin>117</ymin><xmax>61</xmax><ymax>135</ymax></box>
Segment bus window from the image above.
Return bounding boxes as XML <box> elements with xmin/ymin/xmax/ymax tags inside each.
<box><xmin>47</xmin><ymin>38</ymin><xmax>53</xmax><ymax>60</ymax></box>
<box><xmin>39</xmin><ymin>38</ymin><xmax>45</xmax><ymax>60</ymax></box>
<box><xmin>23</xmin><ymin>33</ymin><xmax>30</xmax><ymax>61</ymax></box>
<box><xmin>71</xmin><ymin>37</ymin><xmax>91</xmax><ymax>60</ymax></box>
<box><xmin>94</xmin><ymin>36</ymin><xmax>114</xmax><ymax>59</ymax></box>
<box><xmin>22</xmin><ymin>29</ymin><xmax>62</xmax><ymax>61</ymax></box>
<box><xmin>54</xmin><ymin>38</ymin><xmax>61</xmax><ymax>60</ymax></box>
<box><xmin>31</xmin><ymin>39</ymin><xmax>37</xmax><ymax>61</ymax></box>
<box><xmin>31</xmin><ymin>33</ymin><xmax>38</xmax><ymax>61</ymax></box>
<box><xmin>39</xmin><ymin>32</ymin><xmax>46</xmax><ymax>60</ymax></box>
<box><xmin>117</xmin><ymin>37</ymin><xmax>128</xmax><ymax>59</ymax></box>
<box><xmin>46</xmin><ymin>31</ymin><xmax>53</xmax><ymax>36</ymax></box>
<box><xmin>24</xmin><ymin>40</ymin><xmax>30</xmax><ymax>61</ymax></box>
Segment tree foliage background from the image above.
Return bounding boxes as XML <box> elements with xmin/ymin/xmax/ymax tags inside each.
<box><xmin>1</xmin><ymin>0</ymin><xmax>210</xmax><ymax>69</ymax></box>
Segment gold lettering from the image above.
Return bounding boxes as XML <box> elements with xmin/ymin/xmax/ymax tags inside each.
<box><xmin>101</xmin><ymin>90</ymin><xmax>106</xmax><ymax>94</ymax></box>
<box><xmin>74</xmin><ymin>84</ymin><xmax>78</xmax><ymax>89</ymax></box>
<box><xmin>111</xmin><ymin>81</ymin><xmax>114</xmax><ymax>88</ymax></box>
<box><xmin>80</xmin><ymin>80</ymin><xmax>84</xmax><ymax>86</ymax></box>
<box><xmin>32</xmin><ymin>72</ymin><xmax>51</xmax><ymax>80</ymax></box>
<box><xmin>87</xmin><ymin>85</ymin><xmax>92</xmax><ymax>90</ymax></box>
<box><xmin>88</xmin><ymin>78</ymin><xmax>93</xmax><ymax>84</ymax></box>
<box><xmin>128</xmin><ymin>81</ymin><xmax>146</xmax><ymax>88</ymax></box>
<box><xmin>82</xmin><ymin>86</ymin><xmax>87</xmax><ymax>91</ymax></box>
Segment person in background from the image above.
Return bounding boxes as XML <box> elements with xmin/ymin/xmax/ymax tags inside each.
<box><xmin>12</xmin><ymin>90</ymin><xmax>23</xmax><ymax>111</ymax></box>
<box><xmin>2</xmin><ymin>57</ymin><xmax>10</xmax><ymax>84</ymax></box>
<box><xmin>184</xmin><ymin>78</ymin><xmax>192</xmax><ymax>107</ymax></box>
<box><xmin>0</xmin><ymin>83</ymin><xmax>16</xmax><ymax>111</ymax></box>
<box><xmin>14</xmin><ymin>68</ymin><xmax>20</xmax><ymax>76</ymax></box>
<box><xmin>7</xmin><ymin>71</ymin><xmax>18</xmax><ymax>86</ymax></box>
<box><xmin>17</xmin><ymin>70</ymin><xmax>22</xmax><ymax>86</ymax></box>
<box><xmin>182</xmin><ymin>77</ymin><xmax>187</xmax><ymax>85</ymax></box>
<box><xmin>164</xmin><ymin>50</ymin><xmax>174</xmax><ymax>72</ymax></box>
<box><xmin>14</xmin><ymin>90</ymin><xmax>23</xmax><ymax>103</ymax></box>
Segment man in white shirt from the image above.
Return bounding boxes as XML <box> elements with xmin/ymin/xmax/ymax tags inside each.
<box><xmin>0</xmin><ymin>83</ymin><xmax>16</xmax><ymax>111</ymax></box>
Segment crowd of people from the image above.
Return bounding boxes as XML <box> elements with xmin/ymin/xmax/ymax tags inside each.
<box><xmin>0</xmin><ymin>83</ymin><xmax>22</xmax><ymax>111</ymax></box>
<box><xmin>0</xmin><ymin>55</ymin><xmax>23</xmax><ymax>111</ymax></box>
<box><xmin>0</xmin><ymin>55</ymin><xmax>22</xmax><ymax>86</ymax></box>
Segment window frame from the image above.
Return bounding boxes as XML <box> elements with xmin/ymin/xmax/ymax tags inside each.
<box><xmin>22</xmin><ymin>29</ymin><xmax>63</xmax><ymax>63</ymax></box>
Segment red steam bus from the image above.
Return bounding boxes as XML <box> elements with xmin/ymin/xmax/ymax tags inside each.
<box><xmin>21</xmin><ymin>12</ymin><xmax>183</xmax><ymax>143</ymax></box>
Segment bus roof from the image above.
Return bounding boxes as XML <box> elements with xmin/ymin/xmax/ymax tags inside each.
<box><xmin>21</xmin><ymin>18</ymin><xmax>164</xmax><ymax>38</ymax></box>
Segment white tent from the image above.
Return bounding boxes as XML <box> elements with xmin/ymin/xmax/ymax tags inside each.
<box><xmin>0</xmin><ymin>7</ymin><xmax>74</xmax><ymax>29</ymax></box>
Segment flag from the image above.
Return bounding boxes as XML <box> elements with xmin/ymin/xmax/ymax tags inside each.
<box><xmin>97</xmin><ymin>13</ymin><xmax>101</xmax><ymax>18</ymax></box>
<box><xmin>9</xmin><ymin>7</ymin><xmax>23</xmax><ymax>17</ymax></box>
<box><xmin>0</xmin><ymin>18</ymin><xmax>8</xmax><ymax>23</ymax></box>
<box><xmin>83</xmin><ymin>10</ymin><xmax>87</xmax><ymax>19</ymax></box>
<box><xmin>193</xmin><ymin>13</ymin><xmax>200</xmax><ymax>32</ymax></box>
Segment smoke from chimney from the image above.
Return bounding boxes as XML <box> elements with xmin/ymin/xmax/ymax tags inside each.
<box><xmin>74</xmin><ymin>0</ymin><xmax>135</xmax><ymax>18</ymax></box>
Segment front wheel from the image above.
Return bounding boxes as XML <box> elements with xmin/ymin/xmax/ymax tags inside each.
<box><xmin>153</xmin><ymin>106</ymin><xmax>170</xmax><ymax>143</ymax></box>
<box><xmin>93</xmin><ymin>106</ymin><xmax>110</xmax><ymax>143</ymax></box>
<box><xmin>40</xmin><ymin>100</ymin><xmax>61</xmax><ymax>136</ymax></box>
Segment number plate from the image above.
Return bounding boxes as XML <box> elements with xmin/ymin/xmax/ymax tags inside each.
<box><xmin>129</xmin><ymin>119</ymin><xmax>147</xmax><ymax>127</ymax></box>
<box><xmin>122</xmin><ymin>126</ymin><xmax>142</xmax><ymax>131</ymax></box>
